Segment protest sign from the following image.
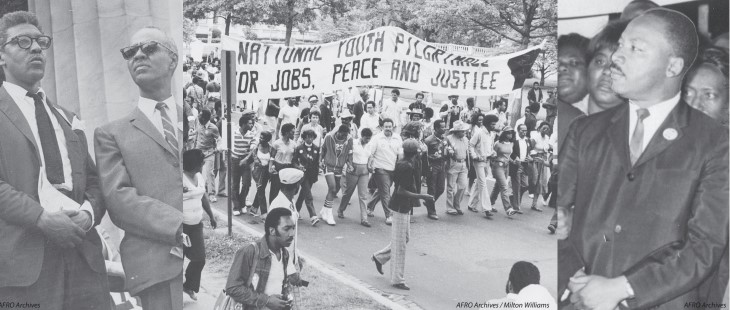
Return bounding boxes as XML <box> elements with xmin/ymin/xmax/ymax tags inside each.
<box><xmin>222</xmin><ymin>26</ymin><xmax>543</xmax><ymax>99</ymax></box>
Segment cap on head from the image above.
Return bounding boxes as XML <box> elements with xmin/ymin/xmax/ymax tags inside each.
<box><xmin>279</xmin><ymin>168</ymin><xmax>304</xmax><ymax>184</ymax></box>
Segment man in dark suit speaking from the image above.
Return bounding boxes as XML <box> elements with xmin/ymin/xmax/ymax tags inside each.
<box><xmin>95</xmin><ymin>26</ymin><xmax>184</xmax><ymax>310</ymax></box>
<box><xmin>0</xmin><ymin>11</ymin><xmax>110</xmax><ymax>308</ymax></box>
<box><xmin>558</xmin><ymin>8</ymin><xmax>729</xmax><ymax>310</ymax></box>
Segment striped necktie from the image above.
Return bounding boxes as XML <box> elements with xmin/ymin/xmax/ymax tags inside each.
<box><xmin>27</xmin><ymin>91</ymin><xmax>65</xmax><ymax>184</ymax></box>
<box><xmin>629</xmin><ymin>108</ymin><xmax>650</xmax><ymax>165</ymax></box>
<box><xmin>155</xmin><ymin>102</ymin><xmax>179</xmax><ymax>156</ymax></box>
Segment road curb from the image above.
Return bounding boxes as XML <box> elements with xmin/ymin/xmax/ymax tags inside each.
<box><xmin>211</xmin><ymin>208</ymin><xmax>424</xmax><ymax>310</ymax></box>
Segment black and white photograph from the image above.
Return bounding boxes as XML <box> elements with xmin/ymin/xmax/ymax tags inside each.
<box><xmin>182</xmin><ymin>0</ymin><xmax>558</xmax><ymax>309</ymax></box>
<box><xmin>557</xmin><ymin>0</ymin><xmax>729</xmax><ymax>309</ymax></box>
<box><xmin>0</xmin><ymin>0</ymin><xmax>184</xmax><ymax>310</ymax></box>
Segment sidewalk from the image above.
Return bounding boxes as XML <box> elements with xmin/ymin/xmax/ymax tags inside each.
<box><xmin>183</xmin><ymin>209</ymin><xmax>418</xmax><ymax>310</ymax></box>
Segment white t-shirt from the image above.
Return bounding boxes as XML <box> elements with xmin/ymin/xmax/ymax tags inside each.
<box><xmin>182</xmin><ymin>172</ymin><xmax>205</xmax><ymax>225</ymax></box>
<box><xmin>263</xmin><ymin>249</ymin><xmax>294</xmax><ymax>297</ymax></box>
<box><xmin>278</xmin><ymin>104</ymin><xmax>300</xmax><ymax>127</ymax></box>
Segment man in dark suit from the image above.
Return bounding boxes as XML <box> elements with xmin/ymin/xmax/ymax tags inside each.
<box><xmin>95</xmin><ymin>26</ymin><xmax>184</xmax><ymax>310</ymax></box>
<box><xmin>527</xmin><ymin>82</ymin><xmax>542</xmax><ymax>105</ymax></box>
<box><xmin>558</xmin><ymin>9</ymin><xmax>729</xmax><ymax>309</ymax></box>
<box><xmin>0</xmin><ymin>11</ymin><xmax>110</xmax><ymax>308</ymax></box>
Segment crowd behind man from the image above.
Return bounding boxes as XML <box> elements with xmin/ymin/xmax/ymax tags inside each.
<box><xmin>556</xmin><ymin>1</ymin><xmax>729</xmax><ymax>309</ymax></box>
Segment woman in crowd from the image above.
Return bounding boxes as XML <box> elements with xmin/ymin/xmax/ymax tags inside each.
<box><xmin>320</xmin><ymin>124</ymin><xmax>354</xmax><ymax>225</ymax></box>
<box><xmin>293</xmin><ymin>129</ymin><xmax>321</xmax><ymax>226</ymax></box>
<box><xmin>182</xmin><ymin>149</ymin><xmax>217</xmax><ymax>301</ymax></box>
<box><xmin>338</xmin><ymin>128</ymin><xmax>374</xmax><ymax>227</ymax></box>
<box><xmin>530</xmin><ymin>122</ymin><xmax>552</xmax><ymax>209</ymax></box>
<box><xmin>298</xmin><ymin>110</ymin><xmax>325</xmax><ymax>147</ymax></box>
<box><xmin>491</xmin><ymin>127</ymin><xmax>517</xmax><ymax>216</ymax></box>
<box><xmin>684</xmin><ymin>47</ymin><xmax>729</xmax><ymax>126</ymax></box>
<box><xmin>268</xmin><ymin>123</ymin><xmax>297</xmax><ymax>207</ymax></box>
<box><xmin>249</xmin><ymin>131</ymin><xmax>273</xmax><ymax>217</ymax></box>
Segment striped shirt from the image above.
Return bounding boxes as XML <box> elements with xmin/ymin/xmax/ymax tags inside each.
<box><xmin>231</xmin><ymin>128</ymin><xmax>258</xmax><ymax>158</ymax></box>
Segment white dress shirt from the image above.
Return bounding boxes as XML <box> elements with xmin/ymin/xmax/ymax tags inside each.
<box><xmin>4</xmin><ymin>82</ymin><xmax>94</xmax><ymax>224</ymax></box>
<box><xmin>137</xmin><ymin>96</ymin><xmax>179</xmax><ymax>138</ymax></box>
<box><xmin>628</xmin><ymin>93</ymin><xmax>681</xmax><ymax>153</ymax></box>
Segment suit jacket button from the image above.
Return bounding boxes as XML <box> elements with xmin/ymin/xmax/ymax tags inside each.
<box><xmin>615</xmin><ymin>225</ymin><xmax>622</xmax><ymax>234</ymax></box>
<box><xmin>627</xmin><ymin>173</ymin><xmax>635</xmax><ymax>181</ymax></box>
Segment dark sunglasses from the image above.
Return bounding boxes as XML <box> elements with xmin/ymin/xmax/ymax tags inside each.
<box><xmin>2</xmin><ymin>35</ymin><xmax>52</xmax><ymax>50</ymax></box>
<box><xmin>120</xmin><ymin>40</ymin><xmax>176</xmax><ymax>60</ymax></box>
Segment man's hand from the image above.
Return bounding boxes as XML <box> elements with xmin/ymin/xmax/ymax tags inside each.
<box><xmin>420</xmin><ymin>194</ymin><xmax>435</xmax><ymax>202</ymax></box>
<box><xmin>210</xmin><ymin>216</ymin><xmax>218</xmax><ymax>229</ymax></box>
<box><xmin>556</xmin><ymin>207</ymin><xmax>572</xmax><ymax>239</ymax></box>
<box><xmin>571</xmin><ymin>274</ymin><xmax>630</xmax><ymax>310</ymax></box>
<box><xmin>347</xmin><ymin>165</ymin><xmax>355</xmax><ymax>173</ymax></box>
<box><xmin>67</xmin><ymin>210</ymin><xmax>93</xmax><ymax>231</ymax></box>
<box><xmin>266</xmin><ymin>294</ymin><xmax>292</xmax><ymax>310</ymax></box>
<box><xmin>36</xmin><ymin>210</ymin><xmax>85</xmax><ymax>248</ymax></box>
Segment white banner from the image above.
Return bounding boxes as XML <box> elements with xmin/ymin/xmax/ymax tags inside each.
<box><xmin>222</xmin><ymin>26</ymin><xmax>543</xmax><ymax>99</ymax></box>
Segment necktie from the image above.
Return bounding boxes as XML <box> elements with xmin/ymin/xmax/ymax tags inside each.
<box><xmin>155</xmin><ymin>102</ymin><xmax>179</xmax><ymax>156</ymax></box>
<box><xmin>27</xmin><ymin>91</ymin><xmax>64</xmax><ymax>184</ymax></box>
<box><xmin>629</xmin><ymin>108</ymin><xmax>650</xmax><ymax>165</ymax></box>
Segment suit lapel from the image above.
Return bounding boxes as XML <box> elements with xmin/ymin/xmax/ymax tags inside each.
<box><xmin>130</xmin><ymin>108</ymin><xmax>178</xmax><ymax>157</ymax></box>
<box><xmin>607</xmin><ymin>105</ymin><xmax>632</xmax><ymax>169</ymax></box>
<box><xmin>0</xmin><ymin>87</ymin><xmax>40</xmax><ymax>162</ymax></box>
<box><xmin>633</xmin><ymin>100</ymin><xmax>689</xmax><ymax>168</ymax></box>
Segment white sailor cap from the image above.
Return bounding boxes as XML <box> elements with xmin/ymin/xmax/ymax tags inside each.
<box><xmin>279</xmin><ymin>168</ymin><xmax>304</xmax><ymax>184</ymax></box>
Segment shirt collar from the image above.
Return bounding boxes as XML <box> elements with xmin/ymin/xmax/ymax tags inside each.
<box><xmin>4</xmin><ymin>81</ymin><xmax>46</xmax><ymax>103</ymax></box>
<box><xmin>137</xmin><ymin>96</ymin><xmax>177</xmax><ymax>117</ymax></box>
<box><xmin>628</xmin><ymin>92</ymin><xmax>681</xmax><ymax>121</ymax></box>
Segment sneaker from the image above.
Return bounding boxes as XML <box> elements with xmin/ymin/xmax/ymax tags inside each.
<box><xmin>311</xmin><ymin>217</ymin><xmax>320</xmax><ymax>226</ymax></box>
<box><xmin>456</xmin><ymin>209</ymin><xmax>464</xmax><ymax>215</ymax></box>
<box><xmin>491</xmin><ymin>208</ymin><xmax>498</xmax><ymax>213</ymax></box>
<box><xmin>467</xmin><ymin>207</ymin><xmax>478</xmax><ymax>213</ymax></box>
<box><xmin>184</xmin><ymin>288</ymin><xmax>197</xmax><ymax>301</ymax></box>
<box><xmin>427</xmin><ymin>214</ymin><xmax>439</xmax><ymax>220</ymax></box>
<box><xmin>484</xmin><ymin>211</ymin><xmax>493</xmax><ymax>218</ymax></box>
<box><xmin>392</xmin><ymin>283</ymin><xmax>411</xmax><ymax>290</ymax></box>
<box><xmin>446</xmin><ymin>210</ymin><xmax>458</xmax><ymax>215</ymax></box>
<box><xmin>528</xmin><ymin>194</ymin><xmax>534</xmax><ymax>199</ymax></box>
<box><xmin>233</xmin><ymin>209</ymin><xmax>242</xmax><ymax>216</ymax></box>
<box><xmin>367</xmin><ymin>210</ymin><xmax>375</xmax><ymax>217</ymax></box>
<box><xmin>385</xmin><ymin>216</ymin><xmax>392</xmax><ymax>225</ymax></box>
<box><xmin>337</xmin><ymin>211</ymin><xmax>345</xmax><ymax>219</ymax></box>
<box><xmin>506</xmin><ymin>208</ymin><xmax>517</xmax><ymax>217</ymax></box>
<box><xmin>361</xmin><ymin>221</ymin><xmax>371</xmax><ymax>227</ymax></box>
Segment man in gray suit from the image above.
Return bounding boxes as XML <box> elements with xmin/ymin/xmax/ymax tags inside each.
<box><xmin>95</xmin><ymin>26</ymin><xmax>184</xmax><ymax>310</ymax></box>
<box><xmin>0</xmin><ymin>11</ymin><xmax>110</xmax><ymax>309</ymax></box>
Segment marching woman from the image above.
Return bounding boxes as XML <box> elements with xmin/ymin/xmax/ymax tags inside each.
<box><xmin>293</xmin><ymin>129</ymin><xmax>321</xmax><ymax>226</ymax></box>
<box><xmin>268</xmin><ymin>123</ymin><xmax>297</xmax><ymax>207</ymax></box>
<box><xmin>320</xmin><ymin>124</ymin><xmax>354</xmax><ymax>225</ymax></box>
<box><xmin>182</xmin><ymin>149</ymin><xmax>217</xmax><ymax>301</ymax></box>
<box><xmin>249</xmin><ymin>131</ymin><xmax>273</xmax><ymax>217</ymax></box>
<box><xmin>490</xmin><ymin>127</ymin><xmax>517</xmax><ymax>216</ymax></box>
<box><xmin>338</xmin><ymin>128</ymin><xmax>374</xmax><ymax>227</ymax></box>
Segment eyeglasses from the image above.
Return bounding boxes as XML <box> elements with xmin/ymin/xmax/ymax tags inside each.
<box><xmin>120</xmin><ymin>40</ymin><xmax>177</xmax><ymax>60</ymax></box>
<box><xmin>2</xmin><ymin>35</ymin><xmax>52</xmax><ymax>50</ymax></box>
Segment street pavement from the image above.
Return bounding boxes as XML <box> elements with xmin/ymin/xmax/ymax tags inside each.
<box><xmin>209</xmin><ymin>176</ymin><xmax>557</xmax><ymax>310</ymax></box>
